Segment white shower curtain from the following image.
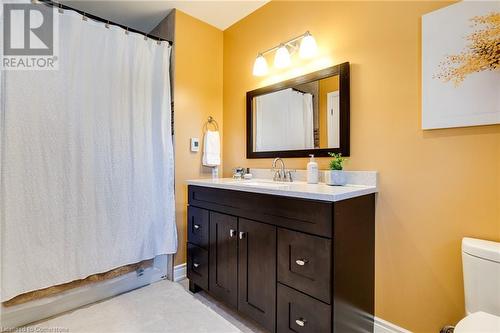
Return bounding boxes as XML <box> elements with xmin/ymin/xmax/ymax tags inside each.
<box><xmin>0</xmin><ymin>10</ymin><xmax>176</xmax><ymax>301</ymax></box>
<box><xmin>255</xmin><ymin>88</ymin><xmax>314</xmax><ymax>151</ymax></box>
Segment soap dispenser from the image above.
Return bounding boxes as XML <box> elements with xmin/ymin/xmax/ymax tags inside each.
<box><xmin>307</xmin><ymin>154</ymin><xmax>319</xmax><ymax>184</ymax></box>
<box><xmin>243</xmin><ymin>168</ymin><xmax>253</xmax><ymax>180</ymax></box>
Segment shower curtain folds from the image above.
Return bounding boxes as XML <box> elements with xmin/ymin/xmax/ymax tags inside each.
<box><xmin>0</xmin><ymin>8</ymin><xmax>176</xmax><ymax>302</ymax></box>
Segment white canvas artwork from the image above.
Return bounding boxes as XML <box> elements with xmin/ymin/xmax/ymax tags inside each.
<box><xmin>422</xmin><ymin>1</ymin><xmax>500</xmax><ymax>130</ymax></box>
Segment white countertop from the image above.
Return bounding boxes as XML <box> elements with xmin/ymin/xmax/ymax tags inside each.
<box><xmin>186</xmin><ymin>178</ymin><xmax>378</xmax><ymax>202</ymax></box>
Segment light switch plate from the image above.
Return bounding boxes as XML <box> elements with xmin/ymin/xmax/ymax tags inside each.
<box><xmin>190</xmin><ymin>138</ymin><xmax>199</xmax><ymax>152</ymax></box>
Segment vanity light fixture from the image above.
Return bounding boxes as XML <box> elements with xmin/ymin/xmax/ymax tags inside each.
<box><xmin>252</xmin><ymin>31</ymin><xmax>318</xmax><ymax>76</ymax></box>
<box><xmin>252</xmin><ymin>54</ymin><xmax>268</xmax><ymax>76</ymax></box>
<box><xmin>299</xmin><ymin>31</ymin><xmax>318</xmax><ymax>58</ymax></box>
<box><xmin>274</xmin><ymin>44</ymin><xmax>292</xmax><ymax>68</ymax></box>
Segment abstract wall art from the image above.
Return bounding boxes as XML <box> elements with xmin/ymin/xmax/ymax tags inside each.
<box><xmin>422</xmin><ymin>1</ymin><xmax>500</xmax><ymax>129</ymax></box>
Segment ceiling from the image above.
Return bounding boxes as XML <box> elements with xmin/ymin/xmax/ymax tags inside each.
<box><xmin>61</xmin><ymin>0</ymin><xmax>270</xmax><ymax>33</ymax></box>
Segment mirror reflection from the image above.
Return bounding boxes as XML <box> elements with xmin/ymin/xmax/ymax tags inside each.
<box><xmin>252</xmin><ymin>75</ymin><xmax>340</xmax><ymax>152</ymax></box>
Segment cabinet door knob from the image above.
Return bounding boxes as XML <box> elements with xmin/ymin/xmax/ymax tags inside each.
<box><xmin>193</xmin><ymin>224</ymin><xmax>200</xmax><ymax>230</ymax></box>
<box><xmin>193</xmin><ymin>263</ymin><xmax>200</xmax><ymax>268</ymax></box>
<box><xmin>295</xmin><ymin>259</ymin><xmax>308</xmax><ymax>266</ymax></box>
<box><xmin>295</xmin><ymin>318</ymin><xmax>307</xmax><ymax>327</ymax></box>
<box><xmin>229</xmin><ymin>229</ymin><xmax>236</xmax><ymax>238</ymax></box>
<box><xmin>239</xmin><ymin>231</ymin><xmax>246</xmax><ymax>240</ymax></box>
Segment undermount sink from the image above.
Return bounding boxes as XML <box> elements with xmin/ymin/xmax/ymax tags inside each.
<box><xmin>228</xmin><ymin>180</ymin><xmax>290</xmax><ymax>189</ymax></box>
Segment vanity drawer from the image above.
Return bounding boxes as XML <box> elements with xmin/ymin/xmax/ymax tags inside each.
<box><xmin>187</xmin><ymin>243</ymin><xmax>208</xmax><ymax>291</ymax></box>
<box><xmin>188</xmin><ymin>185</ymin><xmax>333</xmax><ymax>237</ymax></box>
<box><xmin>278</xmin><ymin>228</ymin><xmax>331</xmax><ymax>304</ymax></box>
<box><xmin>277</xmin><ymin>283</ymin><xmax>331</xmax><ymax>333</ymax></box>
<box><xmin>187</xmin><ymin>206</ymin><xmax>209</xmax><ymax>249</ymax></box>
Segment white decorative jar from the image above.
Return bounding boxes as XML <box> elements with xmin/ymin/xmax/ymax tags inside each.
<box><xmin>324</xmin><ymin>170</ymin><xmax>347</xmax><ymax>186</ymax></box>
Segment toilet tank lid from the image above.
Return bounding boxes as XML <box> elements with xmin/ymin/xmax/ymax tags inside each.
<box><xmin>462</xmin><ymin>238</ymin><xmax>500</xmax><ymax>263</ymax></box>
<box><xmin>455</xmin><ymin>311</ymin><xmax>500</xmax><ymax>332</ymax></box>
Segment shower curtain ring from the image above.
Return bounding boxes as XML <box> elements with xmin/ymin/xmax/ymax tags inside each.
<box><xmin>157</xmin><ymin>38</ymin><xmax>161</xmax><ymax>45</ymax></box>
<box><xmin>82</xmin><ymin>13</ymin><xmax>87</xmax><ymax>21</ymax></box>
<box><xmin>105</xmin><ymin>21</ymin><xmax>110</xmax><ymax>29</ymax></box>
<box><xmin>144</xmin><ymin>34</ymin><xmax>148</xmax><ymax>41</ymax></box>
<box><xmin>125</xmin><ymin>27</ymin><xmax>129</xmax><ymax>35</ymax></box>
<box><xmin>58</xmin><ymin>3</ymin><xmax>64</xmax><ymax>14</ymax></box>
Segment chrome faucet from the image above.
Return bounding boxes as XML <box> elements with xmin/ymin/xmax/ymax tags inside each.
<box><xmin>272</xmin><ymin>157</ymin><xmax>294</xmax><ymax>182</ymax></box>
<box><xmin>272</xmin><ymin>157</ymin><xmax>285</xmax><ymax>181</ymax></box>
<box><xmin>232</xmin><ymin>167</ymin><xmax>245</xmax><ymax>179</ymax></box>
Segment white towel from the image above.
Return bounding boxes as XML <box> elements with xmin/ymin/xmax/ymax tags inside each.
<box><xmin>202</xmin><ymin>130</ymin><xmax>221</xmax><ymax>167</ymax></box>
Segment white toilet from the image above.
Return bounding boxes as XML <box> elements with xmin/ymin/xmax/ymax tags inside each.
<box><xmin>454</xmin><ymin>238</ymin><xmax>500</xmax><ymax>332</ymax></box>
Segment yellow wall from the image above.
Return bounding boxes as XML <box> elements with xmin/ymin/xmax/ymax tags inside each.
<box><xmin>174</xmin><ymin>10</ymin><xmax>223</xmax><ymax>265</ymax></box>
<box><xmin>222</xmin><ymin>1</ymin><xmax>500</xmax><ymax>332</ymax></box>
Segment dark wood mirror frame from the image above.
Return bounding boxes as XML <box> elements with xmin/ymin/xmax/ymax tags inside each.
<box><xmin>246</xmin><ymin>62</ymin><xmax>350</xmax><ymax>158</ymax></box>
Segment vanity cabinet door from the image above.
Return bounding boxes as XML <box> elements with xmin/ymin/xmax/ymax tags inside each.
<box><xmin>209</xmin><ymin>212</ymin><xmax>238</xmax><ymax>308</ymax></box>
<box><xmin>238</xmin><ymin>219</ymin><xmax>276</xmax><ymax>333</ymax></box>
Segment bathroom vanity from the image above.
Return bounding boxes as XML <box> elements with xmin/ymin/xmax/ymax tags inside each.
<box><xmin>185</xmin><ymin>178</ymin><xmax>376</xmax><ymax>333</ymax></box>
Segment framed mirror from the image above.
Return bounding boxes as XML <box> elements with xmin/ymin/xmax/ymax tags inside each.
<box><xmin>246</xmin><ymin>62</ymin><xmax>350</xmax><ymax>158</ymax></box>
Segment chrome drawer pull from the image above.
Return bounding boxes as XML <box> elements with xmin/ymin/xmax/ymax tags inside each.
<box><xmin>229</xmin><ymin>229</ymin><xmax>236</xmax><ymax>238</ymax></box>
<box><xmin>295</xmin><ymin>259</ymin><xmax>308</xmax><ymax>266</ymax></box>
<box><xmin>239</xmin><ymin>231</ymin><xmax>246</xmax><ymax>239</ymax></box>
<box><xmin>295</xmin><ymin>318</ymin><xmax>307</xmax><ymax>327</ymax></box>
<box><xmin>193</xmin><ymin>263</ymin><xmax>200</xmax><ymax>268</ymax></box>
<box><xmin>193</xmin><ymin>224</ymin><xmax>200</xmax><ymax>230</ymax></box>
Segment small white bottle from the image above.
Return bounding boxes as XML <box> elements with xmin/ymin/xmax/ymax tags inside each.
<box><xmin>307</xmin><ymin>154</ymin><xmax>319</xmax><ymax>184</ymax></box>
<box><xmin>243</xmin><ymin>168</ymin><xmax>253</xmax><ymax>180</ymax></box>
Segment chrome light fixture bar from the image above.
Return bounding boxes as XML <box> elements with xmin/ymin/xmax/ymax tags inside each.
<box><xmin>253</xmin><ymin>31</ymin><xmax>318</xmax><ymax>76</ymax></box>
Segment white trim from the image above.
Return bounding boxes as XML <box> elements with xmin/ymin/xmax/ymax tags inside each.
<box><xmin>3</xmin><ymin>258</ymin><xmax>408</xmax><ymax>332</ymax></box>
<box><xmin>165</xmin><ymin>253</ymin><xmax>175</xmax><ymax>281</ymax></box>
<box><xmin>1</xmin><ymin>255</ymin><xmax>172</xmax><ymax>329</ymax></box>
<box><xmin>175</xmin><ymin>263</ymin><xmax>410</xmax><ymax>333</ymax></box>
<box><xmin>173</xmin><ymin>263</ymin><xmax>187</xmax><ymax>282</ymax></box>
<box><xmin>174</xmin><ymin>262</ymin><xmax>409</xmax><ymax>333</ymax></box>
<box><xmin>374</xmin><ymin>316</ymin><xmax>412</xmax><ymax>333</ymax></box>
<box><xmin>326</xmin><ymin>90</ymin><xmax>340</xmax><ymax>148</ymax></box>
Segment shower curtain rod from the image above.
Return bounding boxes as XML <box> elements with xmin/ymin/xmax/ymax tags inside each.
<box><xmin>37</xmin><ymin>0</ymin><xmax>173</xmax><ymax>45</ymax></box>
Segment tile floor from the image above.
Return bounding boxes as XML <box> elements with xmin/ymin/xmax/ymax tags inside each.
<box><xmin>26</xmin><ymin>279</ymin><xmax>266</xmax><ymax>333</ymax></box>
<box><xmin>178</xmin><ymin>279</ymin><xmax>266</xmax><ymax>333</ymax></box>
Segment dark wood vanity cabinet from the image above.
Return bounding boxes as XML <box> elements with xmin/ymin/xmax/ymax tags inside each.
<box><xmin>208</xmin><ymin>212</ymin><xmax>238</xmax><ymax>307</ymax></box>
<box><xmin>206</xmin><ymin>212</ymin><xmax>276</xmax><ymax>331</ymax></box>
<box><xmin>187</xmin><ymin>185</ymin><xmax>375</xmax><ymax>333</ymax></box>
<box><xmin>238</xmin><ymin>218</ymin><xmax>276</xmax><ymax>331</ymax></box>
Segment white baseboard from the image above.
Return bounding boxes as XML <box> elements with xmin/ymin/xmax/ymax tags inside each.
<box><xmin>176</xmin><ymin>260</ymin><xmax>410</xmax><ymax>333</ymax></box>
<box><xmin>173</xmin><ymin>263</ymin><xmax>187</xmax><ymax>282</ymax></box>
<box><xmin>374</xmin><ymin>316</ymin><xmax>412</xmax><ymax>333</ymax></box>
<box><xmin>2</xmin><ymin>259</ymin><xmax>408</xmax><ymax>332</ymax></box>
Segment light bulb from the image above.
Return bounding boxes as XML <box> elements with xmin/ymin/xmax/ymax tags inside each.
<box><xmin>252</xmin><ymin>54</ymin><xmax>268</xmax><ymax>76</ymax></box>
<box><xmin>299</xmin><ymin>32</ymin><xmax>318</xmax><ymax>58</ymax></box>
<box><xmin>274</xmin><ymin>44</ymin><xmax>291</xmax><ymax>68</ymax></box>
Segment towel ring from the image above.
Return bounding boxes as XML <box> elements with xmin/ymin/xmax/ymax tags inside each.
<box><xmin>204</xmin><ymin>116</ymin><xmax>219</xmax><ymax>132</ymax></box>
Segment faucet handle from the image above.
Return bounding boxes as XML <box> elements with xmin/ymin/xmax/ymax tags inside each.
<box><xmin>285</xmin><ymin>169</ymin><xmax>296</xmax><ymax>182</ymax></box>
